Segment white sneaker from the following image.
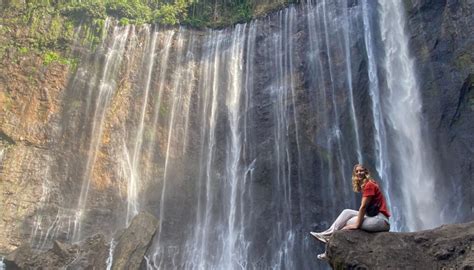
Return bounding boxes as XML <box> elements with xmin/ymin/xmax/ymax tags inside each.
<box><xmin>317</xmin><ymin>252</ymin><xmax>328</xmax><ymax>260</ymax></box>
<box><xmin>310</xmin><ymin>231</ymin><xmax>329</xmax><ymax>243</ymax></box>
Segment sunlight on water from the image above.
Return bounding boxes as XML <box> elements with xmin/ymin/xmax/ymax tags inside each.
<box><xmin>21</xmin><ymin>0</ymin><xmax>450</xmax><ymax>268</ymax></box>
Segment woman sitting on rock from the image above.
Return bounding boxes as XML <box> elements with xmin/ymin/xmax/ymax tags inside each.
<box><xmin>310</xmin><ymin>164</ymin><xmax>391</xmax><ymax>260</ymax></box>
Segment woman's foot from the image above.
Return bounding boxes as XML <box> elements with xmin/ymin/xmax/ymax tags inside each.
<box><xmin>310</xmin><ymin>232</ymin><xmax>329</xmax><ymax>243</ymax></box>
<box><xmin>317</xmin><ymin>252</ymin><xmax>328</xmax><ymax>260</ymax></box>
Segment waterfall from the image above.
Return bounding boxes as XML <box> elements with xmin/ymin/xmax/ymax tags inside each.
<box><xmin>361</xmin><ymin>0</ymin><xmax>394</xmax><ymax>226</ymax></box>
<box><xmin>123</xmin><ymin>26</ymin><xmax>159</xmax><ymax>226</ymax></box>
<box><xmin>105</xmin><ymin>238</ymin><xmax>116</xmax><ymax>270</ymax></box>
<box><xmin>342</xmin><ymin>1</ymin><xmax>363</xmax><ymax>163</ymax></box>
<box><xmin>269</xmin><ymin>8</ymin><xmax>300</xmax><ymax>269</ymax></box>
<box><xmin>379</xmin><ymin>0</ymin><xmax>442</xmax><ymax>231</ymax></box>
<box><xmin>73</xmin><ymin>24</ymin><xmax>131</xmax><ymax>241</ymax></box>
<box><xmin>18</xmin><ymin>0</ymin><xmax>453</xmax><ymax>269</ymax></box>
<box><xmin>221</xmin><ymin>24</ymin><xmax>247</xmax><ymax>269</ymax></box>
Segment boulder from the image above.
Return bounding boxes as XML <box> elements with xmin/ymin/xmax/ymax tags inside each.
<box><xmin>4</xmin><ymin>234</ymin><xmax>108</xmax><ymax>269</ymax></box>
<box><xmin>111</xmin><ymin>212</ymin><xmax>159</xmax><ymax>270</ymax></box>
<box><xmin>3</xmin><ymin>212</ymin><xmax>158</xmax><ymax>269</ymax></box>
<box><xmin>326</xmin><ymin>221</ymin><xmax>474</xmax><ymax>269</ymax></box>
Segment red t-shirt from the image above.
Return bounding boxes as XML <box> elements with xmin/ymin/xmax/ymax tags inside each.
<box><xmin>362</xmin><ymin>180</ymin><xmax>390</xmax><ymax>218</ymax></box>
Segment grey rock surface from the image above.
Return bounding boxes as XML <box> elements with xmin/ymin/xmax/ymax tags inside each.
<box><xmin>111</xmin><ymin>212</ymin><xmax>159</xmax><ymax>270</ymax></box>
<box><xmin>3</xmin><ymin>212</ymin><xmax>158</xmax><ymax>269</ymax></box>
<box><xmin>326</xmin><ymin>221</ymin><xmax>474</xmax><ymax>269</ymax></box>
<box><xmin>405</xmin><ymin>0</ymin><xmax>474</xmax><ymax>222</ymax></box>
<box><xmin>4</xmin><ymin>234</ymin><xmax>109</xmax><ymax>270</ymax></box>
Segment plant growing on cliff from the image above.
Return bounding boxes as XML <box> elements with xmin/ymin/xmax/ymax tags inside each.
<box><xmin>43</xmin><ymin>51</ymin><xmax>78</xmax><ymax>69</ymax></box>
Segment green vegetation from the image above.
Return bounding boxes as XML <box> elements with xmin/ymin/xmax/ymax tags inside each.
<box><xmin>0</xmin><ymin>0</ymin><xmax>298</xmax><ymax>70</ymax></box>
<box><xmin>0</xmin><ymin>1</ymin><xmax>79</xmax><ymax>70</ymax></box>
<box><xmin>43</xmin><ymin>51</ymin><xmax>78</xmax><ymax>68</ymax></box>
<box><xmin>2</xmin><ymin>0</ymin><xmax>299</xmax><ymax>29</ymax></box>
<box><xmin>44</xmin><ymin>0</ymin><xmax>193</xmax><ymax>26</ymax></box>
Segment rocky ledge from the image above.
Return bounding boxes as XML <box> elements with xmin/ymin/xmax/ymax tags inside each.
<box><xmin>326</xmin><ymin>221</ymin><xmax>474</xmax><ymax>269</ymax></box>
<box><xmin>4</xmin><ymin>212</ymin><xmax>158</xmax><ymax>270</ymax></box>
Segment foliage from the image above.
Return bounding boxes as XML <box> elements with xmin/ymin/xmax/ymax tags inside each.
<box><xmin>0</xmin><ymin>0</ymin><xmax>301</xmax><ymax>62</ymax></box>
<box><xmin>60</xmin><ymin>1</ymin><xmax>107</xmax><ymax>22</ymax></box>
<box><xmin>119</xmin><ymin>17</ymin><xmax>130</xmax><ymax>26</ymax></box>
<box><xmin>58</xmin><ymin>0</ymin><xmax>191</xmax><ymax>26</ymax></box>
<box><xmin>43</xmin><ymin>51</ymin><xmax>78</xmax><ymax>68</ymax></box>
<box><xmin>154</xmin><ymin>0</ymin><xmax>191</xmax><ymax>25</ymax></box>
<box><xmin>106</xmin><ymin>1</ymin><xmax>152</xmax><ymax>24</ymax></box>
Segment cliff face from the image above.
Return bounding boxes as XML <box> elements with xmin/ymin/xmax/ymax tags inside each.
<box><xmin>0</xmin><ymin>1</ymin><xmax>473</xmax><ymax>269</ymax></box>
<box><xmin>0</xmin><ymin>42</ymin><xmax>71</xmax><ymax>253</ymax></box>
<box><xmin>404</xmin><ymin>0</ymin><xmax>474</xmax><ymax>221</ymax></box>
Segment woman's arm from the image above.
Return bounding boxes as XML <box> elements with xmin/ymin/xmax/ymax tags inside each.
<box><xmin>343</xmin><ymin>196</ymin><xmax>372</xmax><ymax>230</ymax></box>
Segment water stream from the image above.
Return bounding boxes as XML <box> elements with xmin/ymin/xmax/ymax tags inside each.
<box><xmin>24</xmin><ymin>0</ymin><xmax>448</xmax><ymax>269</ymax></box>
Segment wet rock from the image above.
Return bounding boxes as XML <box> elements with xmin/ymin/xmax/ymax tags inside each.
<box><xmin>111</xmin><ymin>212</ymin><xmax>159</xmax><ymax>270</ymax></box>
<box><xmin>3</xmin><ymin>212</ymin><xmax>158</xmax><ymax>269</ymax></box>
<box><xmin>405</xmin><ymin>0</ymin><xmax>474</xmax><ymax>223</ymax></box>
<box><xmin>4</xmin><ymin>234</ymin><xmax>108</xmax><ymax>269</ymax></box>
<box><xmin>326</xmin><ymin>221</ymin><xmax>474</xmax><ymax>269</ymax></box>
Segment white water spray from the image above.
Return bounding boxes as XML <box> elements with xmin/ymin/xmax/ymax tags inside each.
<box><xmin>379</xmin><ymin>0</ymin><xmax>442</xmax><ymax>230</ymax></box>
<box><xmin>73</xmin><ymin>25</ymin><xmax>130</xmax><ymax>242</ymax></box>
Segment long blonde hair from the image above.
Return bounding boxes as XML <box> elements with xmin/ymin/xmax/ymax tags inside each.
<box><xmin>352</xmin><ymin>164</ymin><xmax>372</xmax><ymax>192</ymax></box>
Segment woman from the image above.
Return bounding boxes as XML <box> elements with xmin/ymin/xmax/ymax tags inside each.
<box><xmin>310</xmin><ymin>164</ymin><xmax>390</xmax><ymax>260</ymax></box>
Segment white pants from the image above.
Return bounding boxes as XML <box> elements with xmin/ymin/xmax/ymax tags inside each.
<box><xmin>320</xmin><ymin>209</ymin><xmax>390</xmax><ymax>235</ymax></box>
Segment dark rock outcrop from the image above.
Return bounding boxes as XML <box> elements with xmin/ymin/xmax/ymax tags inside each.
<box><xmin>3</xmin><ymin>212</ymin><xmax>158</xmax><ymax>269</ymax></box>
<box><xmin>327</xmin><ymin>221</ymin><xmax>474</xmax><ymax>269</ymax></box>
<box><xmin>111</xmin><ymin>212</ymin><xmax>159</xmax><ymax>270</ymax></box>
<box><xmin>4</xmin><ymin>234</ymin><xmax>109</xmax><ymax>269</ymax></box>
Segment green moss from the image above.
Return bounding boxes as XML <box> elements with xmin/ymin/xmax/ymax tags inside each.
<box><xmin>468</xmin><ymin>97</ymin><xmax>474</xmax><ymax>111</ymax></box>
<box><xmin>0</xmin><ymin>47</ymin><xmax>6</xmax><ymax>60</ymax></box>
<box><xmin>119</xmin><ymin>17</ymin><xmax>130</xmax><ymax>26</ymax></box>
<box><xmin>70</xmin><ymin>100</ymin><xmax>83</xmax><ymax>110</ymax></box>
<box><xmin>456</xmin><ymin>53</ymin><xmax>472</xmax><ymax>69</ymax></box>
<box><xmin>159</xmin><ymin>104</ymin><xmax>169</xmax><ymax>119</ymax></box>
<box><xmin>63</xmin><ymin>20</ymin><xmax>76</xmax><ymax>42</ymax></box>
<box><xmin>144</xmin><ymin>127</ymin><xmax>155</xmax><ymax>142</ymax></box>
<box><xmin>42</xmin><ymin>50</ymin><xmax>78</xmax><ymax>68</ymax></box>
<box><xmin>43</xmin><ymin>51</ymin><xmax>60</xmax><ymax>65</ymax></box>
<box><xmin>49</xmin><ymin>15</ymin><xmax>62</xmax><ymax>40</ymax></box>
<box><xmin>18</xmin><ymin>47</ymin><xmax>29</xmax><ymax>54</ymax></box>
<box><xmin>1</xmin><ymin>91</ymin><xmax>14</xmax><ymax>111</ymax></box>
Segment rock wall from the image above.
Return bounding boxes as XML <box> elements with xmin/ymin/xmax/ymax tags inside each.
<box><xmin>404</xmin><ymin>0</ymin><xmax>474</xmax><ymax>222</ymax></box>
<box><xmin>0</xmin><ymin>1</ymin><xmax>473</xmax><ymax>269</ymax></box>
<box><xmin>0</xmin><ymin>49</ymin><xmax>71</xmax><ymax>253</ymax></box>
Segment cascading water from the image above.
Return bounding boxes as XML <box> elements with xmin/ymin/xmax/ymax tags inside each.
<box><xmin>22</xmin><ymin>0</ymin><xmax>451</xmax><ymax>269</ymax></box>
<box><xmin>106</xmin><ymin>239</ymin><xmax>116</xmax><ymax>270</ymax></box>
<box><xmin>361</xmin><ymin>0</ymin><xmax>395</xmax><ymax>227</ymax></box>
<box><xmin>379</xmin><ymin>0</ymin><xmax>443</xmax><ymax>231</ymax></box>
<box><xmin>73</xmin><ymin>24</ymin><xmax>131</xmax><ymax>241</ymax></box>
<box><xmin>123</xmin><ymin>26</ymin><xmax>159</xmax><ymax>226</ymax></box>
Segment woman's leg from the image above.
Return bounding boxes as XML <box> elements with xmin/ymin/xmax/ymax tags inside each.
<box><xmin>320</xmin><ymin>209</ymin><xmax>359</xmax><ymax>235</ymax></box>
<box><xmin>345</xmin><ymin>215</ymin><xmax>390</xmax><ymax>232</ymax></box>
<box><xmin>359</xmin><ymin>216</ymin><xmax>390</xmax><ymax>232</ymax></box>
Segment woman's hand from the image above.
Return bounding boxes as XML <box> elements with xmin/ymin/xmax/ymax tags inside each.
<box><xmin>342</xmin><ymin>224</ymin><xmax>358</xmax><ymax>230</ymax></box>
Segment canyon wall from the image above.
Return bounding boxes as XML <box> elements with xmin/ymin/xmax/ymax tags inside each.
<box><xmin>0</xmin><ymin>0</ymin><xmax>472</xmax><ymax>269</ymax></box>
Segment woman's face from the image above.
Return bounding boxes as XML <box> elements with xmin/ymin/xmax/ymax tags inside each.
<box><xmin>355</xmin><ymin>166</ymin><xmax>366</xmax><ymax>180</ymax></box>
